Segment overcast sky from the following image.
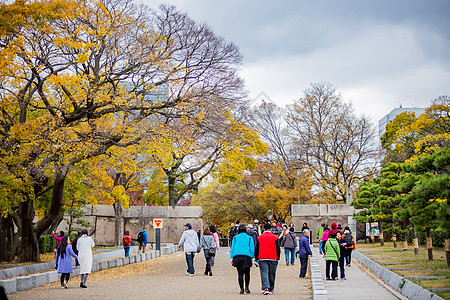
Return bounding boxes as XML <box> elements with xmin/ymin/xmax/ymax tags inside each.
<box><xmin>142</xmin><ymin>0</ymin><xmax>450</xmax><ymax>124</ymax></box>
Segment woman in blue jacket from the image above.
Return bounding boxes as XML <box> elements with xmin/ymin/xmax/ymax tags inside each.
<box><xmin>230</xmin><ymin>224</ymin><xmax>255</xmax><ymax>294</ymax></box>
<box><xmin>55</xmin><ymin>236</ymin><xmax>78</xmax><ymax>288</ymax></box>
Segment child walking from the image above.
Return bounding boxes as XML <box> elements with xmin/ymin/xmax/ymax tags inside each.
<box><xmin>55</xmin><ymin>236</ymin><xmax>78</xmax><ymax>288</ymax></box>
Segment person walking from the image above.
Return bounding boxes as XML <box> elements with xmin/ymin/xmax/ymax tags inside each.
<box><xmin>343</xmin><ymin>226</ymin><xmax>355</xmax><ymax>266</ymax></box>
<box><xmin>209</xmin><ymin>225</ymin><xmax>220</xmax><ymax>269</ymax></box>
<box><xmin>178</xmin><ymin>223</ymin><xmax>199</xmax><ymax>276</ymax></box>
<box><xmin>199</xmin><ymin>228</ymin><xmax>216</xmax><ymax>276</ymax></box>
<box><xmin>137</xmin><ymin>228</ymin><xmax>147</xmax><ymax>253</ymax></box>
<box><xmin>231</xmin><ymin>224</ymin><xmax>255</xmax><ymax>294</ymax></box>
<box><xmin>255</xmin><ymin>223</ymin><xmax>280</xmax><ymax>295</ymax></box>
<box><xmin>298</xmin><ymin>229</ymin><xmax>313</xmax><ymax>278</ymax></box>
<box><xmin>330</xmin><ymin>222</ymin><xmax>338</xmax><ymax>233</ymax></box>
<box><xmin>283</xmin><ymin>227</ymin><xmax>297</xmax><ymax>266</ymax></box>
<box><xmin>271</xmin><ymin>221</ymin><xmax>282</xmax><ymax>236</ymax></box>
<box><xmin>323</xmin><ymin>232</ymin><xmax>340</xmax><ymax>280</ymax></box>
<box><xmin>301</xmin><ymin>222</ymin><xmax>309</xmax><ymax>231</ymax></box>
<box><xmin>253</xmin><ymin>219</ymin><xmax>261</xmax><ymax>236</ymax></box>
<box><xmin>316</xmin><ymin>224</ymin><xmax>325</xmax><ymax>254</ymax></box>
<box><xmin>71</xmin><ymin>230</ymin><xmax>81</xmax><ymax>267</ymax></box>
<box><xmin>55</xmin><ymin>236</ymin><xmax>78</xmax><ymax>289</ymax></box>
<box><xmin>123</xmin><ymin>230</ymin><xmax>131</xmax><ymax>257</ymax></box>
<box><xmin>320</xmin><ymin>225</ymin><xmax>330</xmax><ymax>255</ymax></box>
<box><xmin>52</xmin><ymin>231</ymin><xmax>64</xmax><ymax>260</ymax></box>
<box><xmin>246</xmin><ymin>224</ymin><xmax>258</xmax><ymax>246</ymax></box>
<box><xmin>336</xmin><ymin>231</ymin><xmax>347</xmax><ymax>280</ymax></box>
<box><xmin>77</xmin><ymin>229</ymin><xmax>95</xmax><ymax>288</ymax></box>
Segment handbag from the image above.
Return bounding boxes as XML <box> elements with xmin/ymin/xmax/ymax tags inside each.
<box><xmin>203</xmin><ymin>236</ymin><xmax>216</xmax><ymax>257</ymax></box>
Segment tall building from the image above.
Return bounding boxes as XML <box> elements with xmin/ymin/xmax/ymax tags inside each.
<box><xmin>378</xmin><ymin>107</ymin><xmax>426</xmax><ymax>139</ymax></box>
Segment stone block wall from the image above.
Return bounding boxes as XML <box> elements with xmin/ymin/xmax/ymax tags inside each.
<box><xmin>56</xmin><ymin>205</ymin><xmax>203</xmax><ymax>246</ymax></box>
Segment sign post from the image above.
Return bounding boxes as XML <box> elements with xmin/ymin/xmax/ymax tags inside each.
<box><xmin>153</xmin><ymin>219</ymin><xmax>163</xmax><ymax>251</ymax></box>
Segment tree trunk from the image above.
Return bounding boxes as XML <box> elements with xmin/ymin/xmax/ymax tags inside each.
<box><xmin>16</xmin><ymin>199</ymin><xmax>40</xmax><ymax>263</ymax></box>
<box><xmin>378</xmin><ymin>221</ymin><xmax>384</xmax><ymax>246</ymax></box>
<box><xmin>113</xmin><ymin>201</ymin><xmax>123</xmax><ymax>246</ymax></box>
<box><xmin>445</xmin><ymin>231</ymin><xmax>450</xmax><ymax>267</ymax></box>
<box><xmin>426</xmin><ymin>228</ymin><xmax>433</xmax><ymax>261</ymax></box>
<box><xmin>412</xmin><ymin>224</ymin><xmax>419</xmax><ymax>255</ymax></box>
<box><xmin>392</xmin><ymin>234</ymin><xmax>397</xmax><ymax>248</ymax></box>
<box><xmin>0</xmin><ymin>217</ymin><xmax>9</xmax><ymax>261</ymax></box>
<box><xmin>168</xmin><ymin>173</ymin><xmax>177</xmax><ymax>207</ymax></box>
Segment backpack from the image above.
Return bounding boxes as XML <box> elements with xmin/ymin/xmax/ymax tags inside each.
<box><xmin>343</xmin><ymin>234</ymin><xmax>353</xmax><ymax>247</ymax></box>
<box><xmin>137</xmin><ymin>231</ymin><xmax>144</xmax><ymax>243</ymax></box>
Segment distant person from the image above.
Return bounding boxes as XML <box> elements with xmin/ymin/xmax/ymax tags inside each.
<box><xmin>256</xmin><ymin>223</ymin><xmax>280</xmax><ymax>295</ymax></box>
<box><xmin>231</xmin><ymin>224</ymin><xmax>255</xmax><ymax>294</ymax></box>
<box><xmin>337</xmin><ymin>224</ymin><xmax>343</xmax><ymax>231</ymax></box>
<box><xmin>253</xmin><ymin>219</ymin><xmax>261</xmax><ymax>236</ymax></box>
<box><xmin>199</xmin><ymin>228</ymin><xmax>216</xmax><ymax>276</ymax></box>
<box><xmin>55</xmin><ymin>236</ymin><xmax>78</xmax><ymax>288</ymax></box>
<box><xmin>343</xmin><ymin>226</ymin><xmax>355</xmax><ymax>267</ymax></box>
<box><xmin>52</xmin><ymin>231</ymin><xmax>64</xmax><ymax>258</ymax></box>
<box><xmin>137</xmin><ymin>228</ymin><xmax>147</xmax><ymax>253</ymax></box>
<box><xmin>209</xmin><ymin>225</ymin><xmax>220</xmax><ymax>269</ymax></box>
<box><xmin>123</xmin><ymin>231</ymin><xmax>131</xmax><ymax>257</ymax></box>
<box><xmin>77</xmin><ymin>229</ymin><xmax>95</xmax><ymax>288</ymax></box>
<box><xmin>298</xmin><ymin>229</ymin><xmax>313</xmax><ymax>278</ymax></box>
<box><xmin>316</xmin><ymin>223</ymin><xmax>326</xmax><ymax>254</ymax></box>
<box><xmin>323</xmin><ymin>232</ymin><xmax>340</xmax><ymax>280</ymax></box>
<box><xmin>246</xmin><ymin>224</ymin><xmax>258</xmax><ymax>246</ymax></box>
<box><xmin>336</xmin><ymin>231</ymin><xmax>347</xmax><ymax>280</ymax></box>
<box><xmin>330</xmin><ymin>222</ymin><xmax>338</xmax><ymax>233</ymax></box>
<box><xmin>320</xmin><ymin>225</ymin><xmax>330</xmax><ymax>255</ymax></box>
<box><xmin>301</xmin><ymin>222</ymin><xmax>309</xmax><ymax>231</ymax></box>
<box><xmin>178</xmin><ymin>223</ymin><xmax>199</xmax><ymax>276</ymax></box>
<box><xmin>229</xmin><ymin>221</ymin><xmax>240</xmax><ymax>246</ymax></box>
<box><xmin>271</xmin><ymin>221</ymin><xmax>282</xmax><ymax>236</ymax></box>
<box><xmin>283</xmin><ymin>227</ymin><xmax>297</xmax><ymax>266</ymax></box>
<box><xmin>71</xmin><ymin>230</ymin><xmax>81</xmax><ymax>267</ymax></box>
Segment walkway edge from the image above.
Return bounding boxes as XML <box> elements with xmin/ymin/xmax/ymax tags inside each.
<box><xmin>352</xmin><ymin>250</ymin><xmax>444</xmax><ymax>300</ymax></box>
<box><xmin>0</xmin><ymin>244</ymin><xmax>179</xmax><ymax>295</ymax></box>
<box><xmin>309</xmin><ymin>244</ymin><xmax>328</xmax><ymax>300</ymax></box>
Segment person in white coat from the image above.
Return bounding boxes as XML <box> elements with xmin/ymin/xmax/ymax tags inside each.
<box><xmin>77</xmin><ymin>229</ymin><xmax>95</xmax><ymax>288</ymax></box>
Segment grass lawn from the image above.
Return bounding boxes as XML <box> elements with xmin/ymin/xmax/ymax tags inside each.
<box><xmin>357</xmin><ymin>242</ymin><xmax>450</xmax><ymax>300</ymax></box>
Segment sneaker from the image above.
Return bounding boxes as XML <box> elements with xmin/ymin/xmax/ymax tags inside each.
<box><xmin>262</xmin><ymin>289</ymin><xmax>270</xmax><ymax>295</ymax></box>
<box><xmin>245</xmin><ymin>288</ymin><xmax>250</xmax><ymax>294</ymax></box>
<box><xmin>64</xmin><ymin>282</ymin><xmax>68</xmax><ymax>289</ymax></box>
<box><xmin>348</xmin><ymin>264</ymin><xmax>351</xmax><ymax>267</ymax></box>
<box><xmin>188</xmin><ymin>273</ymin><xmax>194</xmax><ymax>277</ymax></box>
<box><xmin>286</xmin><ymin>262</ymin><xmax>289</xmax><ymax>266</ymax></box>
<box><xmin>341</xmin><ymin>277</ymin><xmax>346</xmax><ymax>280</ymax></box>
<box><xmin>60</xmin><ymin>284</ymin><xmax>65</xmax><ymax>289</ymax></box>
<box><xmin>80</xmin><ymin>283</ymin><xmax>83</xmax><ymax>288</ymax></box>
<box><xmin>268</xmin><ymin>290</ymin><xmax>274</xmax><ymax>294</ymax></box>
<box><xmin>81</xmin><ymin>284</ymin><xmax>87</xmax><ymax>288</ymax></box>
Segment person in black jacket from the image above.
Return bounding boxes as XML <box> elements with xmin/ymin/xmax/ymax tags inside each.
<box><xmin>71</xmin><ymin>230</ymin><xmax>81</xmax><ymax>267</ymax></box>
<box><xmin>336</xmin><ymin>231</ymin><xmax>347</xmax><ymax>280</ymax></box>
<box><xmin>246</xmin><ymin>224</ymin><xmax>258</xmax><ymax>246</ymax></box>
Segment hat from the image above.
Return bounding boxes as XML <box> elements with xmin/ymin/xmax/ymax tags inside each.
<box><xmin>337</xmin><ymin>224</ymin><xmax>343</xmax><ymax>229</ymax></box>
<box><xmin>247</xmin><ymin>224</ymin><xmax>253</xmax><ymax>229</ymax></box>
<box><xmin>184</xmin><ymin>223</ymin><xmax>192</xmax><ymax>229</ymax></box>
<box><xmin>254</xmin><ymin>219</ymin><xmax>259</xmax><ymax>223</ymax></box>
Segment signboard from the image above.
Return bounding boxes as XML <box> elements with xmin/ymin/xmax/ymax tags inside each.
<box><xmin>153</xmin><ymin>219</ymin><xmax>163</xmax><ymax>229</ymax></box>
<box><xmin>365</xmin><ymin>222</ymin><xmax>379</xmax><ymax>236</ymax></box>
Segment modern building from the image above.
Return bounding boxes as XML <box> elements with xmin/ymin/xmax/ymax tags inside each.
<box><xmin>378</xmin><ymin>106</ymin><xmax>426</xmax><ymax>139</ymax></box>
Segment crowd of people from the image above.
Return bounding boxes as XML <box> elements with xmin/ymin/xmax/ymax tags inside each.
<box><xmin>177</xmin><ymin>219</ymin><xmax>356</xmax><ymax>295</ymax></box>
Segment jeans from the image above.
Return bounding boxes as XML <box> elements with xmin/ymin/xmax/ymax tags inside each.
<box><xmin>318</xmin><ymin>240</ymin><xmax>323</xmax><ymax>254</ymax></box>
<box><xmin>299</xmin><ymin>255</ymin><xmax>309</xmax><ymax>277</ymax></box>
<box><xmin>204</xmin><ymin>255</ymin><xmax>212</xmax><ymax>273</ymax></box>
<box><xmin>339</xmin><ymin>257</ymin><xmax>345</xmax><ymax>278</ymax></box>
<box><xmin>325</xmin><ymin>260</ymin><xmax>338</xmax><ymax>279</ymax></box>
<box><xmin>284</xmin><ymin>248</ymin><xmax>295</xmax><ymax>265</ymax></box>
<box><xmin>124</xmin><ymin>245</ymin><xmax>130</xmax><ymax>257</ymax></box>
<box><xmin>185</xmin><ymin>252</ymin><xmax>195</xmax><ymax>274</ymax></box>
<box><xmin>210</xmin><ymin>255</ymin><xmax>215</xmax><ymax>267</ymax></box>
<box><xmin>259</xmin><ymin>260</ymin><xmax>278</xmax><ymax>291</ymax></box>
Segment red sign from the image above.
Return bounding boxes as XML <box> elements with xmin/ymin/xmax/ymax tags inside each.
<box><xmin>153</xmin><ymin>219</ymin><xmax>163</xmax><ymax>229</ymax></box>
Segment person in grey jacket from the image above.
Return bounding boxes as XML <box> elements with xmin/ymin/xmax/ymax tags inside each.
<box><xmin>283</xmin><ymin>227</ymin><xmax>297</xmax><ymax>266</ymax></box>
<box><xmin>199</xmin><ymin>228</ymin><xmax>216</xmax><ymax>276</ymax></box>
<box><xmin>178</xmin><ymin>223</ymin><xmax>199</xmax><ymax>276</ymax></box>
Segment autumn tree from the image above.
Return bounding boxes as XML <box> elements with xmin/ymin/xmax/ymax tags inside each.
<box><xmin>0</xmin><ymin>0</ymin><xmax>250</xmax><ymax>261</ymax></box>
<box><xmin>287</xmin><ymin>82</ymin><xmax>378</xmax><ymax>202</ymax></box>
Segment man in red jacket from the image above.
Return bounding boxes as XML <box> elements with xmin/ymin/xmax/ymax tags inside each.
<box><xmin>255</xmin><ymin>223</ymin><xmax>281</xmax><ymax>295</ymax></box>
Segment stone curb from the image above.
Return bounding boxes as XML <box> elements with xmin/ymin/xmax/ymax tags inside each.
<box><xmin>0</xmin><ymin>244</ymin><xmax>179</xmax><ymax>295</ymax></box>
<box><xmin>352</xmin><ymin>251</ymin><xmax>444</xmax><ymax>300</ymax></box>
<box><xmin>309</xmin><ymin>244</ymin><xmax>328</xmax><ymax>300</ymax></box>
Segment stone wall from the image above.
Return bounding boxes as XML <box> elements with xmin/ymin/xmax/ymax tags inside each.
<box><xmin>56</xmin><ymin>205</ymin><xmax>204</xmax><ymax>246</ymax></box>
<box><xmin>291</xmin><ymin>204</ymin><xmax>364</xmax><ymax>240</ymax></box>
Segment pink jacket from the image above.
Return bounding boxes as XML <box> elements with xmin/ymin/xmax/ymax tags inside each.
<box><xmin>52</xmin><ymin>232</ymin><xmax>63</xmax><ymax>247</ymax></box>
<box><xmin>320</xmin><ymin>229</ymin><xmax>330</xmax><ymax>241</ymax></box>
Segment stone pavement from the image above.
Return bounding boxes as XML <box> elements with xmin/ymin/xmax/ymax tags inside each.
<box><xmin>314</xmin><ymin>246</ymin><xmax>408</xmax><ymax>300</ymax></box>
<box><xmin>8</xmin><ymin>248</ymin><xmax>312</xmax><ymax>299</ymax></box>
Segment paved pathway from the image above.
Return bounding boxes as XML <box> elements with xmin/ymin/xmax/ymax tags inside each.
<box><xmin>314</xmin><ymin>246</ymin><xmax>408</xmax><ymax>300</ymax></box>
<box><xmin>8</xmin><ymin>248</ymin><xmax>312</xmax><ymax>299</ymax></box>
